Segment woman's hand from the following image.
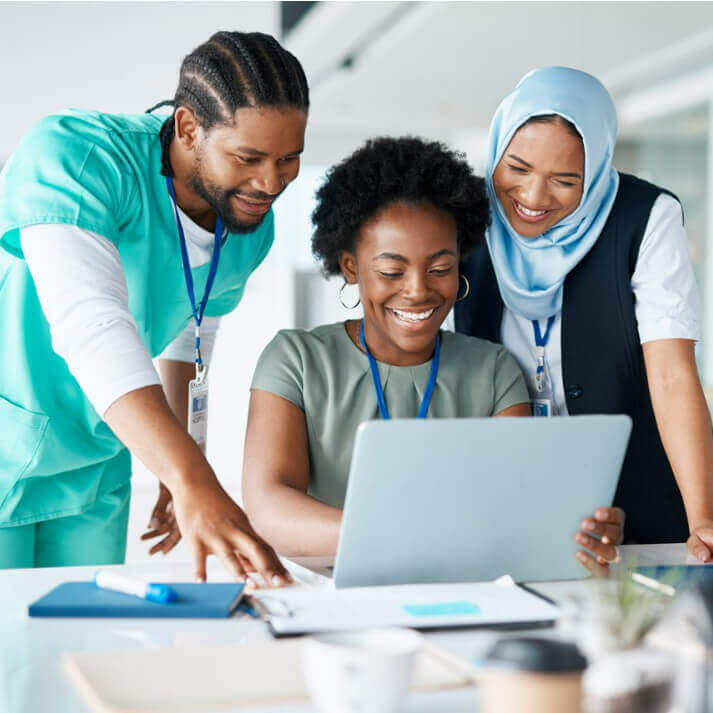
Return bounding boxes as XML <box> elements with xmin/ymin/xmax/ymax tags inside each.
<box><xmin>141</xmin><ymin>482</ymin><xmax>181</xmax><ymax>555</ymax></box>
<box><xmin>574</xmin><ymin>507</ymin><xmax>625</xmax><ymax>576</ymax></box>
<box><xmin>687</xmin><ymin>521</ymin><xmax>713</xmax><ymax>562</ymax></box>
<box><xmin>643</xmin><ymin>340</ymin><xmax>713</xmax><ymax>562</ymax></box>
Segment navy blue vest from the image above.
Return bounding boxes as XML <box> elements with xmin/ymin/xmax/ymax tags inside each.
<box><xmin>455</xmin><ymin>173</ymin><xmax>687</xmax><ymax>544</ymax></box>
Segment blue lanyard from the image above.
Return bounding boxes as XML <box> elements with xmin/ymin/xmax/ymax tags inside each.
<box><xmin>359</xmin><ymin>320</ymin><xmax>440</xmax><ymax>420</ymax></box>
<box><xmin>531</xmin><ymin>316</ymin><xmax>556</xmax><ymax>391</ymax></box>
<box><xmin>166</xmin><ymin>176</ymin><xmax>223</xmax><ymax>371</ymax></box>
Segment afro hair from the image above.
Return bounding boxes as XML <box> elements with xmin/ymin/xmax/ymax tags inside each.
<box><xmin>311</xmin><ymin>136</ymin><xmax>490</xmax><ymax>276</ymax></box>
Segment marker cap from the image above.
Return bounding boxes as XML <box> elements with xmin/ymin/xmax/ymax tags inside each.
<box><xmin>146</xmin><ymin>583</ymin><xmax>177</xmax><ymax>604</ymax></box>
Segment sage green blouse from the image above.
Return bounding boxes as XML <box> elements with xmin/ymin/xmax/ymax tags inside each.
<box><xmin>251</xmin><ymin>322</ymin><xmax>528</xmax><ymax>509</ymax></box>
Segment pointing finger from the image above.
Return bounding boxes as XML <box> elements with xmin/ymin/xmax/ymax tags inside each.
<box><xmin>191</xmin><ymin>540</ymin><xmax>208</xmax><ymax>583</ymax></box>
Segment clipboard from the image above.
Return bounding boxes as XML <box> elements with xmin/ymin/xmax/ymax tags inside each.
<box><xmin>253</xmin><ymin>579</ymin><xmax>559</xmax><ymax>637</ymax></box>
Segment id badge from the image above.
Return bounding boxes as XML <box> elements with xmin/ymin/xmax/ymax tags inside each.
<box><xmin>531</xmin><ymin>365</ymin><xmax>554</xmax><ymax>417</ymax></box>
<box><xmin>531</xmin><ymin>398</ymin><xmax>552</xmax><ymax>417</ymax></box>
<box><xmin>188</xmin><ymin>376</ymin><xmax>209</xmax><ymax>453</ymax></box>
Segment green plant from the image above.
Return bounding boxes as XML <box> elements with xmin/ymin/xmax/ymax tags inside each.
<box><xmin>590</xmin><ymin>560</ymin><xmax>677</xmax><ymax>649</ymax></box>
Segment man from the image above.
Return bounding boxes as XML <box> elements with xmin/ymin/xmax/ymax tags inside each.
<box><xmin>0</xmin><ymin>30</ymin><xmax>308</xmax><ymax>584</ymax></box>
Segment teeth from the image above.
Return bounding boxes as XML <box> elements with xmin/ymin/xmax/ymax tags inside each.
<box><xmin>516</xmin><ymin>201</ymin><xmax>547</xmax><ymax>217</ymax></box>
<box><xmin>391</xmin><ymin>308</ymin><xmax>435</xmax><ymax>322</ymax></box>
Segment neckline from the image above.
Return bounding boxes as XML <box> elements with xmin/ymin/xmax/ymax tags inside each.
<box><xmin>176</xmin><ymin>204</ymin><xmax>214</xmax><ymax>242</ymax></box>
<box><xmin>339</xmin><ymin>321</ymin><xmax>439</xmax><ymax>373</ymax></box>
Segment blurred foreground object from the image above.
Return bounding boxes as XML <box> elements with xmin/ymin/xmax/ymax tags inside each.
<box><xmin>480</xmin><ymin>637</ymin><xmax>587</xmax><ymax>713</ymax></box>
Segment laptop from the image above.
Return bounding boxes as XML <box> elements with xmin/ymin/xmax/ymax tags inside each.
<box><xmin>316</xmin><ymin>415</ymin><xmax>631</xmax><ymax>588</ymax></box>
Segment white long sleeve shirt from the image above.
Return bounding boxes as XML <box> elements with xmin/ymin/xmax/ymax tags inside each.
<box><xmin>21</xmin><ymin>206</ymin><xmax>221</xmax><ymax>417</ymax></box>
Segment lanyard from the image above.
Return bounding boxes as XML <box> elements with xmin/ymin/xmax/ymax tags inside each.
<box><xmin>531</xmin><ymin>315</ymin><xmax>556</xmax><ymax>393</ymax></box>
<box><xmin>166</xmin><ymin>176</ymin><xmax>223</xmax><ymax>381</ymax></box>
<box><xmin>359</xmin><ymin>320</ymin><xmax>440</xmax><ymax>420</ymax></box>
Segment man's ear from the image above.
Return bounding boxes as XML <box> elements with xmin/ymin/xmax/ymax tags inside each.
<box><xmin>173</xmin><ymin>106</ymin><xmax>202</xmax><ymax>151</ymax></box>
<box><xmin>338</xmin><ymin>251</ymin><xmax>358</xmax><ymax>284</ymax></box>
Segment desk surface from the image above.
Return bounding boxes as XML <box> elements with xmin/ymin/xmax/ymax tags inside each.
<box><xmin>0</xmin><ymin>543</ymin><xmax>696</xmax><ymax>713</ymax></box>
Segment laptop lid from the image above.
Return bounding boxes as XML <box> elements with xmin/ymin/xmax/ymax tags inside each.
<box><xmin>333</xmin><ymin>415</ymin><xmax>631</xmax><ymax>588</ymax></box>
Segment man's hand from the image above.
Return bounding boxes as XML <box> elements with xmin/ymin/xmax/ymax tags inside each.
<box><xmin>141</xmin><ymin>483</ymin><xmax>181</xmax><ymax>555</ymax></box>
<box><xmin>171</xmin><ymin>474</ymin><xmax>291</xmax><ymax>586</ymax></box>
<box><xmin>142</xmin><ymin>478</ymin><xmax>289</xmax><ymax>585</ymax></box>
<box><xmin>103</xmin><ymin>384</ymin><xmax>291</xmax><ymax>586</ymax></box>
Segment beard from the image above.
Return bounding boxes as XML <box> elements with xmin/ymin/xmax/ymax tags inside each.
<box><xmin>187</xmin><ymin>160</ymin><xmax>282</xmax><ymax>235</ymax></box>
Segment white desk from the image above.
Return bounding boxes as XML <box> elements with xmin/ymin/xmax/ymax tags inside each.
<box><xmin>0</xmin><ymin>544</ymin><xmax>695</xmax><ymax>713</ymax></box>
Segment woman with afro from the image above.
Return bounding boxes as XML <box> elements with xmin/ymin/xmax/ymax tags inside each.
<box><xmin>241</xmin><ymin>136</ymin><xmax>623</xmax><ymax>575</ymax></box>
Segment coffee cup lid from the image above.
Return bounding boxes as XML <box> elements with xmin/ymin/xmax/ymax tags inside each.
<box><xmin>484</xmin><ymin>637</ymin><xmax>587</xmax><ymax>674</ymax></box>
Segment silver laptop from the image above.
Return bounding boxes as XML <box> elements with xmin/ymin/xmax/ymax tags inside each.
<box><xmin>329</xmin><ymin>415</ymin><xmax>631</xmax><ymax>588</ymax></box>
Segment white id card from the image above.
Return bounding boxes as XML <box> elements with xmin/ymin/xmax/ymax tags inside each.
<box><xmin>531</xmin><ymin>398</ymin><xmax>552</xmax><ymax>417</ymax></box>
<box><xmin>188</xmin><ymin>377</ymin><xmax>209</xmax><ymax>453</ymax></box>
<box><xmin>531</xmin><ymin>354</ymin><xmax>554</xmax><ymax>417</ymax></box>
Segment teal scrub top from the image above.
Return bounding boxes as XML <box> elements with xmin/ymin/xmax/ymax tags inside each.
<box><xmin>0</xmin><ymin>110</ymin><xmax>274</xmax><ymax>526</ymax></box>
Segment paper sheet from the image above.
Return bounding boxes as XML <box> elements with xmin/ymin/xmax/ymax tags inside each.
<box><xmin>255</xmin><ymin>580</ymin><xmax>559</xmax><ymax>635</ymax></box>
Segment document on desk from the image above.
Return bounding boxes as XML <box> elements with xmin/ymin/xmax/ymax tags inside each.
<box><xmin>255</xmin><ymin>580</ymin><xmax>558</xmax><ymax>636</ymax></box>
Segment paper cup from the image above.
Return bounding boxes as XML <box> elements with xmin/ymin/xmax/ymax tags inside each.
<box><xmin>480</xmin><ymin>637</ymin><xmax>587</xmax><ymax>713</ymax></box>
<box><xmin>300</xmin><ymin>628</ymin><xmax>423</xmax><ymax>713</ymax></box>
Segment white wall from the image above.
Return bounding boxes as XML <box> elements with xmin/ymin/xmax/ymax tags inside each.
<box><xmin>0</xmin><ymin>2</ymin><xmax>279</xmax><ymax>159</ymax></box>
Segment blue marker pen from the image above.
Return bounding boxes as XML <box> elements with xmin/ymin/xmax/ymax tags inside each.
<box><xmin>94</xmin><ymin>571</ymin><xmax>177</xmax><ymax>604</ymax></box>
<box><xmin>237</xmin><ymin>602</ymin><xmax>261</xmax><ymax>619</ymax></box>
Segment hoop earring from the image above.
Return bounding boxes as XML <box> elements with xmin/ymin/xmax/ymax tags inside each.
<box><xmin>456</xmin><ymin>274</ymin><xmax>470</xmax><ymax>302</ymax></box>
<box><xmin>339</xmin><ymin>281</ymin><xmax>361</xmax><ymax>309</ymax></box>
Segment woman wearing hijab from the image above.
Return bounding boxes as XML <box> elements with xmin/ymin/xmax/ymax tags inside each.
<box><xmin>455</xmin><ymin>67</ymin><xmax>713</xmax><ymax>559</ymax></box>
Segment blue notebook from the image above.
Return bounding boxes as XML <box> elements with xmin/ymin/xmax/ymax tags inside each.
<box><xmin>28</xmin><ymin>582</ymin><xmax>244</xmax><ymax>618</ymax></box>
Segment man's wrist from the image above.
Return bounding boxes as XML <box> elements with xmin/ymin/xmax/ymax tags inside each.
<box><xmin>164</xmin><ymin>458</ymin><xmax>219</xmax><ymax>495</ymax></box>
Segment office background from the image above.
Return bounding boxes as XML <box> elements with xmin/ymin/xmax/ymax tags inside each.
<box><xmin>2</xmin><ymin>0</ymin><xmax>713</xmax><ymax>561</ymax></box>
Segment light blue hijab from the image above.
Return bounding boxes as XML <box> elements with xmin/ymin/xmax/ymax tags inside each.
<box><xmin>485</xmin><ymin>66</ymin><xmax>619</xmax><ymax>320</ymax></box>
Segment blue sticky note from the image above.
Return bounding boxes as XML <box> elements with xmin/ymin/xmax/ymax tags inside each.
<box><xmin>403</xmin><ymin>601</ymin><xmax>480</xmax><ymax>617</ymax></box>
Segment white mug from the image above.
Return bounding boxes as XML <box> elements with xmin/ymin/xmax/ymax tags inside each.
<box><xmin>300</xmin><ymin>627</ymin><xmax>423</xmax><ymax>713</ymax></box>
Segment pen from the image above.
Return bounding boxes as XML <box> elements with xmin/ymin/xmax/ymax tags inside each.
<box><xmin>242</xmin><ymin>594</ymin><xmax>273</xmax><ymax>621</ymax></box>
<box><xmin>237</xmin><ymin>602</ymin><xmax>261</xmax><ymax>619</ymax></box>
<box><xmin>630</xmin><ymin>572</ymin><xmax>676</xmax><ymax>597</ymax></box>
<box><xmin>94</xmin><ymin>570</ymin><xmax>177</xmax><ymax>604</ymax></box>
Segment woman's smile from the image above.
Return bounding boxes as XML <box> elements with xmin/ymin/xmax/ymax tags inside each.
<box><xmin>387</xmin><ymin>305</ymin><xmax>441</xmax><ymax>330</ymax></box>
<box><xmin>511</xmin><ymin>198</ymin><xmax>553</xmax><ymax>224</ymax></box>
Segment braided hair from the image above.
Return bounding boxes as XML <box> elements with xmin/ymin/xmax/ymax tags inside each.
<box><xmin>148</xmin><ymin>31</ymin><xmax>309</xmax><ymax>176</ymax></box>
